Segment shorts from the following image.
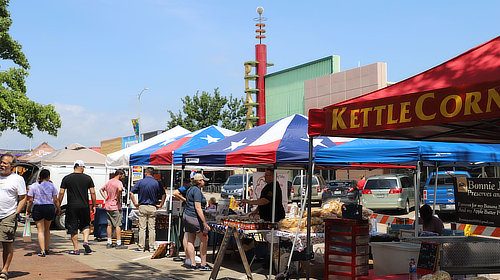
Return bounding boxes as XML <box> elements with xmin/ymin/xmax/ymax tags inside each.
<box><xmin>183</xmin><ymin>213</ymin><xmax>204</xmax><ymax>234</ymax></box>
<box><xmin>106</xmin><ymin>210</ymin><xmax>123</xmax><ymax>228</ymax></box>
<box><xmin>65</xmin><ymin>207</ymin><xmax>91</xmax><ymax>235</ymax></box>
<box><xmin>32</xmin><ymin>204</ymin><xmax>56</xmax><ymax>222</ymax></box>
<box><xmin>0</xmin><ymin>212</ymin><xmax>18</xmax><ymax>242</ymax></box>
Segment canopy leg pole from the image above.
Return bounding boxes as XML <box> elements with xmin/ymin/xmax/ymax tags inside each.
<box><xmin>268</xmin><ymin>166</ymin><xmax>277</xmax><ymax>280</ymax></box>
<box><xmin>414</xmin><ymin>161</ymin><xmax>421</xmax><ymax>237</ymax></box>
<box><xmin>433</xmin><ymin>163</ymin><xmax>439</xmax><ymax>215</ymax></box>
<box><xmin>168</xmin><ymin>160</ymin><xmax>174</xmax><ymax>245</ymax></box>
<box><xmin>125</xmin><ymin>166</ymin><xmax>132</xmax><ymax>230</ymax></box>
<box><xmin>306</xmin><ymin>136</ymin><xmax>314</xmax><ymax>280</ymax></box>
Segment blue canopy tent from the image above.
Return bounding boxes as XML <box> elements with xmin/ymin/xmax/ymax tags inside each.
<box><xmin>128</xmin><ymin>125</ymin><xmax>236</xmax><ymax>246</ymax></box>
<box><xmin>314</xmin><ymin>138</ymin><xmax>500</xmax><ymax>230</ymax></box>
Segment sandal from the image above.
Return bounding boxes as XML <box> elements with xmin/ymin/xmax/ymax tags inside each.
<box><xmin>0</xmin><ymin>271</ymin><xmax>8</xmax><ymax>279</ymax></box>
<box><xmin>68</xmin><ymin>250</ymin><xmax>80</xmax><ymax>255</ymax></box>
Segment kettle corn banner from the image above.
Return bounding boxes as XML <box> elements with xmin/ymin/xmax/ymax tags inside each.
<box><xmin>309</xmin><ymin>81</ymin><xmax>500</xmax><ymax>137</ymax></box>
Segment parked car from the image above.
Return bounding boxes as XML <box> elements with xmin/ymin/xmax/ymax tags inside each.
<box><xmin>322</xmin><ymin>179</ymin><xmax>359</xmax><ymax>204</ymax></box>
<box><xmin>290</xmin><ymin>174</ymin><xmax>327</xmax><ymax>205</ymax></box>
<box><xmin>220</xmin><ymin>174</ymin><xmax>252</xmax><ymax>199</ymax></box>
<box><xmin>423</xmin><ymin>171</ymin><xmax>470</xmax><ymax>220</ymax></box>
<box><xmin>362</xmin><ymin>174</ymin><xmax>415</xmax><ymax>213</ymax></box>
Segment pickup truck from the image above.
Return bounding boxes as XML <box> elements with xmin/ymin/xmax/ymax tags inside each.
<box><xmin>423</xmin><ymin>171</ymin><xmax>470</xmax><ymax>219</ymax></box>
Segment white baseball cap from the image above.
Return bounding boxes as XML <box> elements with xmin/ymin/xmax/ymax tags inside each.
<box><xmin>74</xmin><ymin>160</ymin><xmax>85</xmax><ymax>167</ymax></box>
<box><xmin>193</xmin><ymin>173</ymin><xmax>209</xmax><ymax>181</ymax></box>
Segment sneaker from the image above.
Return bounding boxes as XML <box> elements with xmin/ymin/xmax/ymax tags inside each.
<box><xmin>83</xmin><ymin>243</ymin><xmax>92</xmax><ymax>254</ymax></box>
<box><xmin>106</xmin><ymin>243</ymin><xmax>115</xmax><ymax>249</ymax></box>
<box><xmin>68</xmin><ymin>250</ymin><xmax>80</xmax><ymax>255</ymax></box>
<box><xmin>37</xmin><ymin>252</ymin><xmax>46</xmax><ymax>257</ymax></box>
<box><xmin>115</xmin><ymin>244</ymin><xmax>128</xmax><ymax>249</ymax></box>
<box><xmin>199</xmin><ymin>264</ymin><xmax>213</xmax><ymax>271</ymax></box>
<box><xmin>187</xmin><ymin>265</ymin><xmax>198</xmax><ymax>270</ymax></box>
<box><xmin>134</xmin><ymin>248</ymin><xmax>145</xmax><ymax>253</ymax></box>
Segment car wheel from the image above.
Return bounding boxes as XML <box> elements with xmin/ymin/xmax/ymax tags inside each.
<box><xmin>54</xmin><ymin>210</ymin><xmax>66</xmax><ymax>230</ymax></box>
<box><xmin>402</xmin><ymin>200</ymin><xmax>410</xmax><ymax>214</ymax></box>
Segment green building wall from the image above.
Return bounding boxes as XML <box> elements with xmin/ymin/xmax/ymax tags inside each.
<box><xmin>264</xmin><ymin>55</ymin><xmax>340</xmax><ymax>123</ymax></box>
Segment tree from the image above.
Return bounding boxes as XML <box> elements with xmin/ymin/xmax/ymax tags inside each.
<box><xmin>0</xmin><ymin>0</ymin><xmax>61</xmax><ymax>137</ymax></box>
<box><xmin>222</xmin><ymin>94</ymin><xmax>247</xmax><ymax>132</ymax></box>
<box><xmin>167</xmin><ymin>88</ymin><xmax>246</xmax><ymax>132</ymax></box>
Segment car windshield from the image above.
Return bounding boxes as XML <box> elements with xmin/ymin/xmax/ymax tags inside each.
<box><xmin>428</xmin><ymin>174</ymin><xmax>468</xmax><ymax>185</ymax></box>
<box><xmin>293</xmin><ymin>176</ymin><xmax>318</xmax><ymax>185</ymax></box>
<box><xmin>225</xmin><ymin>175</ymin><xmax>250</xmax><ymax>185</ymax></box>
<box><xmin>364</xmin><ymin>179</ymin><xmax>398</xmax><ymax>190</ymax></box>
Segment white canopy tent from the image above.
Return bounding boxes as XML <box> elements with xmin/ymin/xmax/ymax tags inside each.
<box><xmin>105</xmin><ymin>126</ymin><xmax>190</xmax><ymax>168</ymax></box>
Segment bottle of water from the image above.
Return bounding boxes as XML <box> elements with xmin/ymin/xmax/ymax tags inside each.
<box><xmin>409</xmin><ymin>258</ymin><xmax>417</xmax><ymax>280</ymax></box>
<box><xmin>370</xmin><ymin>217</ymin><xmax>377</xmax><ymax>233</ymax></box>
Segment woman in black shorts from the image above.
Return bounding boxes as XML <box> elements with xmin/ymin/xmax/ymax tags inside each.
<box><xmin>26</xmin><ymin>170</ymin><xmax>61</xmax><ymax>257</ymax></box>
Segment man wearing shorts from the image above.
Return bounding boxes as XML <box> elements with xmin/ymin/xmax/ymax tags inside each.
<box><xmin>130</xmin><ymin>167</ymin><xmax>165</xmax><ymax>252</ymax></box>
<box><xmin>0</xmin><ymin>153</ymin><xmax>27</xmax><ymax>279</ymax></box>
<box><xmin>99</xmin><ymin>169</ymin><xmax>127</xmax><ymax>249</ymax></box>
<box><xmin>58</xmin><ymin>160</ymin><xmax>96</xmax><ymax>255</ymax></box>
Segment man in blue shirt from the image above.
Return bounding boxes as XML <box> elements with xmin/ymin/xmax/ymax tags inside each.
<box><xmin>130</xmin><ymin>167</ymin><xmax>165</xmax><ymax>252</ymax></box>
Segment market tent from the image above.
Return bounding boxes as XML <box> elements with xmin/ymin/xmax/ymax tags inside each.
<box><xmin>182</xmin><ymin>114</ymin><xmax>354</xmax><ymax>279</ymax></box>
<box><xmin>18</xmin><ymin>142</ymin><xmax>55</xmax><ymax>162</ymax></box>
<box><xmin>30</xmin><ymin>143</ymin><xmax>106</xmax><ymax>167</ymax></box>
<box><xmin>129</xmin><ymin>125</ymin><xmax>236</xmax><ymax>166</ymax></box>
<box><xmin>183</xmin><ymin>114</ymin><xmax>354</xmax><ymax>167</ymax></box>
<box><xmin>105</xmin><ymin>126</ymin><xmax>190</xmax><ymax>168</ymax></box>
<box><xmin>315</xmin><ymin>138</ymin><xmax>500</xmax><ymax>166</ymax></box>
<box><xmin>308</xmin><ymin>35</ymin><xmax>500</xmax><ymax>143</ymax></box>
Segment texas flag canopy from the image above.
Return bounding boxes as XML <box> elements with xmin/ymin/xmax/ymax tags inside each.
<box><xmin>183</xmin><ymin>114</ymin><xmax>353</xmax><ymax>167</ymax></box>
<box><xmin>129</xmin><ymin>125</ymin><xmax>236</xmax><ymax>166</ymax></box>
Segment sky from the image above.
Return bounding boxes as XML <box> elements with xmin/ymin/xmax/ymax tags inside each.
<box><xmin>1</xmin><ymin>0</ymin><xmax>499</xmax><ymax>150</ymax></box>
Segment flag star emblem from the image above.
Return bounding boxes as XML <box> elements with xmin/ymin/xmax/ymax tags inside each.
<box><xmin>224</xmin><ymin>138</ymin><xmax>247</xmax><ymax>151</ymax></box>
<box><xmin>159</xmin><ymin>138</ymin><xmax>176</xmax><ymax>146</ymax></box>
<box><xmin>201</xmin><ymin>135</ymin><xmax>220</xmax><ymax>144</ymax></box>
<box><xmin>301</xmin><ymin>138</ymin><xmax>328</xmax><ymax>148</ymax></box>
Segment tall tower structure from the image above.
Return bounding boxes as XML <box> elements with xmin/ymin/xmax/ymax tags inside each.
<box><xmin>244</xmin><ymin>7</ymin><xmax>273</xmax><ymax>129</ymax></box>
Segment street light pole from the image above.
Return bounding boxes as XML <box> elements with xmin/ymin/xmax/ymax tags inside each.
<box><xmin>138</xmin><ymin>88</ymin><xmax>149</xmax><ymax>142</ymax></box>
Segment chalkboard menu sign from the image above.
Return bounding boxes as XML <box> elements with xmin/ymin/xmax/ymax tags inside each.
<box><xmin>454</xmin><ymin>177</ymin><xmax>500</xmax><ymax>227</ymax></box>
<box><xmin>417</xmin><ymin>241</ymin><xmax>440</xmax><ymax>274</ymax></box>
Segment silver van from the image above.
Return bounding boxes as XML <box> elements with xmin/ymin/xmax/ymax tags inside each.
<box><xmin>361</xmin><ymin>174</ymin><xmax>415</xmax><ymax>213</ymax></box>
<box><xmin>290</xmin><ymin>174</ymin><xmax>327</xmax><ymax>205</ymax></box>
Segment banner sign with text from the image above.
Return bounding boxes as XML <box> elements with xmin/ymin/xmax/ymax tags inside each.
<box><xmin>309</xmin><ymin>82</ymin><xmax>500</xmax><ymax>137</ymax></box>
<box><xmin>454</xmin><ymin>177</ymin><xmax>500</xmax><ymax>227</ymax></box>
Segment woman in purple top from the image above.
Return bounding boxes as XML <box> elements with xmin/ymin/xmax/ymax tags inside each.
<box><xmin>26</xmin><ymin>169</ymin><xmax>61</xmax><ymax>257</ymax></box>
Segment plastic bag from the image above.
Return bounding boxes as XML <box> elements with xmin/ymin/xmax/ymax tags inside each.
<box><xmin>23</xmin><ymin>218</ymin><xmax>32</xmax><ymax>242</ymax></box>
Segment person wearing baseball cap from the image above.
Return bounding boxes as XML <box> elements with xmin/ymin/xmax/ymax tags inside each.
<box><xmin>182</xmin><ymin>173</ymin><xmax>212</xmax><ymax>271</ymax></box>
<box><xmin>58</xmin><ymin>159</ymin><xmax>96</xmax><ymax>255</ymax></box>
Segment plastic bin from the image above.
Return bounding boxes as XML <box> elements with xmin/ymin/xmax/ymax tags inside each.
<box><xmin>370</xmin><ymin>242</ymin><xmax>421</xmax><ymax>276</ymax></box>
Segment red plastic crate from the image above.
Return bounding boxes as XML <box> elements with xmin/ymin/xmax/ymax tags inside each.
<box><xmin>324</xmin><ymin>218</ymin><xmax>370</xmax><ymax>279</ymax></box>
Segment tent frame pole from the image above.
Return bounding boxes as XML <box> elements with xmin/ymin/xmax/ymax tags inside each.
<box><xmin>306</xmin><ymin>136</ymin><xmax>314</xmax><ymax>280</ymax></box>
<box><xmin>414</xmin><ymin>161</ymin><xmax>421</xmax><ymax>237</ymax></box>
<box><xmin>268</xmin><ymin>165</ymin><xmax>277</xmax><ymax>280</ymax></box>
<box><xmin>167</xmin><ymin>155</ymin><xmax>174</xmax><ymax>245</ymax></box>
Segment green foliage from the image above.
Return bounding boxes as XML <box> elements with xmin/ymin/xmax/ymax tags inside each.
<box><xmin>0</xmin><ymin>0</ymin><xmax>61</xmax><ymax>137</ymax></box>
<box><xmin>167</xmin><ymin>88</ymin><xmax>246</xmax><ymax>132</ymax></box>
<box><xmin>222</xmin><ymin>94</ymin><xmax>247</xmax><ymax>132</ymax></box>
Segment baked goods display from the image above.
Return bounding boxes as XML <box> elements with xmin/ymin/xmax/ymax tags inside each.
<box><xmin>420</xmin><ymin>271</ymin><xmax>452</xmax><ymax>280</ymax></box>
<box><xmin>278</xmin><ymin>199</ymin><xmax>372</xmax><ymax>233</ymax></box>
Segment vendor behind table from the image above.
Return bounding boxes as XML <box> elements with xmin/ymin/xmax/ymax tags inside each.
<box><xmin>241</xmin><ymin>169</ymin><xmax>285</xmax><ymax>222</ymax></box>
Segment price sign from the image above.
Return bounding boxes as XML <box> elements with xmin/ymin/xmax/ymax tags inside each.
<box><xmin>417</xmin><ymin>241</ymin><xmax>440</xmax><ymax>275</ymax></box>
